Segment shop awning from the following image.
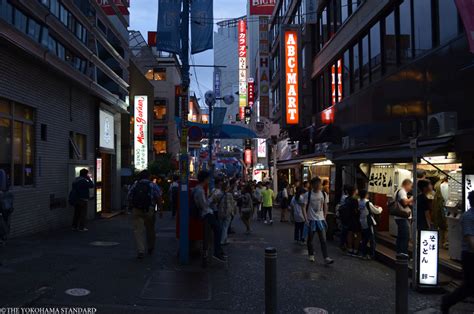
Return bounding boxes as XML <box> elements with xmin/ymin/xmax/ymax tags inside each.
<box><xmin>277</xmin><ymin>153</ymin><xmax>327</xmax><ymax>168</ymax></box>
<box><xmin>333</xmin><ymin>136</ymin><xmax>453</xmax><ymax>163</ymax></box>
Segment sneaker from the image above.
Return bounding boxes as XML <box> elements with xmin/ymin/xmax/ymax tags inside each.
<box><xmin>78</xmin><ymin>228</ymin><xmax>88</xmax><ymax>232</ymax></box>
<box><xmin>308</xmin><ymin>255</ymin><xmax>316</xmax><ymax>262</ymax></box>
<box><xmin>213</xmin><ymin>254</ymin><xmax>227</xmax><ymax>263</ymax></box>
<box><xmin>269</xmin><ymin>220</ymin><xmax>273</xmax><ymax>225</ymax></box>
<box><xmin>264</xmin><ymin>220</ymin><xmax>268</xmax><ymax>224</ymax></box>
<box><xmin>324</xmin><ymin>257</ymin><xmax>334</xmax><ymax>265</ymax></box>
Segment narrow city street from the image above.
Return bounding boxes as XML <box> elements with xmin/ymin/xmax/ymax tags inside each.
<box><xmin>1</xmin><ymin>209</ymin><xmax>472</xmax><ymax>314</ymax></box>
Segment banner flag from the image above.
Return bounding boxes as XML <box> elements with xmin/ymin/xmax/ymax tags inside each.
<box><xmin>191</xmin><ymin>0</ymin><xmax>213</xmax><ymax>54</ymax></box>
<box><xmin>157</xmin><ymin>0</ymin><xmax>182</xmax><ymax>54</ymax></box>
<box><xmin>454</xmin><ymin>0</ymin><xmax>474</xmax><ymax>53</ymax></box>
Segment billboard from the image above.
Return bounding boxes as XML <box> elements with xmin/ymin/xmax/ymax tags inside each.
<box><xmin>238</xmin><ymin>19</ymin><xmax>247</xmax><ymax>108</ymax></box>
<box><xmin>134</xmin><ymin>96</ymin><xmax>148</xmax><ymax>170</ymax></box>
<box><xmin>249</xmin><ymin>0</ymin><xmax>276</xmax><ymax>15</ymax></box>
<box><xmin>284</xmin><ymin>29</ymin><xmax>299</xmax><ymax>125</ymax></box>
<box><xmin>258</xmin><ymin>16</ymin><xmax>270</xmax><ymax>118</ymax></box>
<box><xmin>257</xmin><ymin>138</ymin><xmax>267</xmax><ymax>158</ymax></box>
<box><xmin>97</xmin><ymin>0</ymin><xmax>130</xmax><ymax>16</ymax></box>
<box><xmin>99</xmin><ymin>110</ymin><xmax>115</xmax><ymax>150</ymax></box>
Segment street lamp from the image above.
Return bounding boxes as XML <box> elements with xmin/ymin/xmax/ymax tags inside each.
<box><xmin>205</xmin><ymin>90</ymin><xmax>235</xmax><ymax>188</ymax></box>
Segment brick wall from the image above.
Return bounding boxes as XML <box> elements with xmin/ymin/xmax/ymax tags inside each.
<box><xmin>0</xmin><ymin>46</ymin><xmax>97</xmax><ymax>237</ymax></box>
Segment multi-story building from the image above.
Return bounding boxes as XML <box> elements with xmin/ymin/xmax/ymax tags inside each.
<box><xmin>214</xmin><ymin>17</ymin><xmax>243</xmax><ymax>151</ymax></box>
<box><xmin>271</xmin><ymin>0</ymin><xmax>474</xmax><ymax>273</ymax></box>
<box><xmin>0</xmin><ymin>0</ymin><xmax>130</xmax><ymax>236</ymax></box>
<box><xmin>129</xmin><ymin>30</ymin><xmax>182</xmax><ymax>158</ymax></box>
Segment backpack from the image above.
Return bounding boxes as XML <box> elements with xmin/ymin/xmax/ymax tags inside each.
<box><xmin>131</xmin><ymin>181</ymin><xmax>152</xmax><ymax>210</ymax></box>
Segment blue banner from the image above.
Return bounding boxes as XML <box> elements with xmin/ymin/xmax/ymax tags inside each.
<box><xmin>157</xmin><ymin>0</ymin><xmax>182</xmax><ymax>54</ymax></box>
<box><xmin>191</xmin><ymin>0</ymin><xmax>213</xmax><ymax>54</ymax></box>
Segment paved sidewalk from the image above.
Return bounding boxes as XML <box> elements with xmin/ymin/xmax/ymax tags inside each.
<box><xmin>0</xmin><ymin>209</ymin><xmax>472</xmax><ymax>313</ymax></box>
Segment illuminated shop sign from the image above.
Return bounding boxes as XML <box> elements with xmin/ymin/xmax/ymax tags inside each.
<box><xmin>418</xmin><ymin>230</ymin><xmax>439</xmax><ymax>286</ymax></box>
<box><xmin>99</xmin><ymin>109</ymin><xmax>115</xmax><ymax>150</ymax></box>
<box><xmin>284</xmin><ymin>29</ymin><xmax>299</xmax><ymax>125</ymax></box>
<box><xmin>321</xmin><ymin>106</ymin><xmax>335</xmax><ymax>124</ymax></box>
<box><xmin>257</xmin><ymin>138</ymin><xmax>267</xmax><ymax>158</ymax></box>
<box><xmin>332</xmin><ymin>59</ymin><xmax>343</xmax><ymax>105</ymax></box>
<box><xmin>134</xmin><ymin>96</ymin><xmax>148</xmax><ymax>170</ymax></box>
<box><xmin>248</xmin><ymin>78</ymin><xmax>255</xmax><ymax>107</ymax></box>
<box><xmin>249</xmin><ymin>0</ymin><xmax>276</xmax><ymax>15</ymax></box>
<box><xmin>244</xmin><ymin>149</ymin><xmax>252</xmax><ymax>164</ymax></box>
<box><xmin>238</xmin><ymin>19</ymin><xmax>247</xmax><ymax>108</ymax></box>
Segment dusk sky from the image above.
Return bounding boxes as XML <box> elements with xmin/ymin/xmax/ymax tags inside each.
<box><xmin>129</xmin><ymin>0</ymin><xmax>247</xmax><ymax>104</ymax></box>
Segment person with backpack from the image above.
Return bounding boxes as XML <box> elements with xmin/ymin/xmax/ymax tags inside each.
<box><xmin>358</xmin><ymin>189</ymin><xmax>383</xmax><ymax>259</ymax></box>
<box><xmin>302</xmin><ymin>177</ymin><xmax>334</xmax><ymax>265</ymax></box>
<box><xmin>193</xmin><ymin>171</ymin><xmax>226</xmax><ymax>263</ymax></box>
<box><xmin>69</xmin><ymin>168</ymin><xmax>94</xmax><ymax>232</ymax></box>
<box><xmin>127</xmin><ymin>170</ymin><xmax>161</xmax><ymax>259</ymax></box>
<box><xmin>240</xmin><ymin>184</ymin><xmax>254</xmax><ymax>234</ymax></box>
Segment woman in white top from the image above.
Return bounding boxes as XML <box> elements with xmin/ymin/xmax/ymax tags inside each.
<box><xmin>358</xmin><ymin>189</ymin><xmax>383</xmax><ymax>259</ymax></box>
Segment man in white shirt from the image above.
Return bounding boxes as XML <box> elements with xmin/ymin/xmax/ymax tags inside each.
<box><xmin>302</xmin><ymin>177</ymin><xmax>334</xmax><ymax>265</ymax></box>
<box><xmin>395</xmin><ymin>179</ymin><xmax>413</xmax><ymax>255</ymax></box>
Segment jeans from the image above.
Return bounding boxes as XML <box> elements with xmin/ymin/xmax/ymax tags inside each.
<box><xmin>132</xmin><ymin>208</ymin><xmax>156</xmax><ymax>254</ymax></box>
<box><xmin>360</xmin><ymin>227</ymin><xmax>375</xmax><ymax>257</ymax></box>
<box><xmin>203</xmin><ymin>213</ymin><xmax>223</xmax><ymax>257</ymax></box>
<box><xmin>294</xmin><ymin>222</ymin><xmax>304</xmax><ymax>241</ymax></box>
<box><xmin>72</xmin><ymin>200</ymin><xmax>88</xmax><ymax>230</ymax></box>
<box><xmin>262</xmin><ymin>206</ymin><xmax>273</xmax><ymax>221</ymax></box>
<box><xmin>396</xmin><ymin>219</ymin><xmax>410</xmax><ymax>254</ymax></box>
<box><xmin>307</xmin><ymin>228</ymin><xmax>329</xmax><ymax>258</ymax></box>
<box><xmin>220</xmin><ymin>215</ymin><xmax>232</xmax><ymax>244</ymax></box>
<box><xmin>442</xmin><ymin>251</ymin><xmax>474</xmax><ymax>312</ymax></box>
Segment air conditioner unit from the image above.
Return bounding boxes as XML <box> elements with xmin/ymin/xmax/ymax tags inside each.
<box><xmin>428</xmin><ymin>112</ymin><xmax>457</xmax><ymax>137</ymax></box>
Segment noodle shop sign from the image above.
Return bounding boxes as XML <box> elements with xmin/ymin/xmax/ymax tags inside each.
<box><xmin>284</xmin><ymin>28</ymin><xmax>299</xmax><ymax>125</ymax></box>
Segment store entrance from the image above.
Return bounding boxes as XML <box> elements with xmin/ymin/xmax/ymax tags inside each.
<box><xmin>96</xmin><ymin>153</ymin><xmax>112</xmax><ymax>213</ymax></box>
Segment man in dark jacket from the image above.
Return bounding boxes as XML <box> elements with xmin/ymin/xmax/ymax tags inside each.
<box><xmin>71</xmin><ymin>168</ymin><xmax>94</xmax><ymax>232</ymax></box>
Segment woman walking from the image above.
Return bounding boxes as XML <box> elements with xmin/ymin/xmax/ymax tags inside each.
<box><xmin>240</xmin><ymin>184</ymin><xmax>254</xmax><ymax>234</ymax></box>
<box><xmin>290</xmin><ymin>187</ymin><xmax>306</xmax><ymax>245</ymax></box>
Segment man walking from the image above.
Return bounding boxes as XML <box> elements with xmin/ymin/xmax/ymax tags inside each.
<box><xmin>441</xmin><ymin>191</ymin><xmax>474</xmax><ymax>313</ymax></box>
<box><xmin>193</xmin><ymin>171</ymin><xmax>226</xmax><ymax>263</ymax></box>
<box><xmin>395</xmin><ymin>179</ymin><xmax>413</xmax><ymax>255</ymax></box>
<box><xmin>128</xmin><ymin>170</ymin><xmax>161</xmax><ymax>259</ymax></box>
<box><xmin>261</xmin><ymin>182</ymin><xmax>275</xmax><ymax>224</ymax></box>
<box><xmin>70</xmin><ymin>169</ymin><xmax>94</xmax><ymax>232</ymax></box>
<box><xmin>302</xmin><ymin>177</ymin><xmax>334</xmax><ymax>265</ymax></box>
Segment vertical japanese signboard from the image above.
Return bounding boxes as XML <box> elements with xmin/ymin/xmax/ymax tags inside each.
<box><xmin>248</xmin><ymin>78</ymin><xmax>255</xmax><ymax>107</ymax></box>
<box><xmin>134</xmin><ymin>96</ymin><xmax>148</xmax><ymax>170</ymax></box>
<box><xmin>244</xmin><ymin>149</ymin><xmax>252</xmax><ymax>165</ymax></box>
<box><xmin>238</xmin><ymin>19</ymin><xmax>247</xmax><ymax>110</ymax></box>
<box><xmin>331</xmin><ymin>59</ymin><xmax>343</xmax><ymax>105</ymax></box>
<box><xmin>257</xmin><ymin>138</ymin><xmax>267</xmax><ymax>158</ymax></box>
<box><xmin>258</xmin><ymin>16</ymin><xmax>270</xmax><ymax>118</ymax></box>
<box><xmin>418</xmin><ymin>230</ymin><xmax>439</xmax><ymax>286</ymax></box>
<box><xmin>284</xmin><ymin>29</ymin><xmax>299</xmax><ymax>125</ymax></box>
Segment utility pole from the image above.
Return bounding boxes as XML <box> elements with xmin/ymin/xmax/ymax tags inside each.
<box><xmin>179</xmin><ymin>0</ymin><xmax>190</xmax><ymax>265</ymax></box>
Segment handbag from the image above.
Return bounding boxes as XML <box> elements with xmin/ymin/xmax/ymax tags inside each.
<box><xmin>389</xmin><ymin>190</ymin><xmax>411</xmax><ymax>218</ymax></box>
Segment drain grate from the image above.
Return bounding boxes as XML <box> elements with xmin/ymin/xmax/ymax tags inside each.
<box><xmin>140</xmin><ymin>270</ymin><xmax>211</xmax><ymax>301</ymax></box>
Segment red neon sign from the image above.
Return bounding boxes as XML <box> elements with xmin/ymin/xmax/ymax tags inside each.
<box><xmin>284</xmin><ymin>30</ymin><xmax>299</xmax><ymax>125</ymax></box>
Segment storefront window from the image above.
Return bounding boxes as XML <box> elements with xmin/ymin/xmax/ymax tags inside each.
<box><xmin>153</xmin><ymin>140</ymin><xmax>167</xmax><ymax>154</ymax></box>
<box><xmin>384</xmin><ymin>11</ymin><xmax>397</xmax><ymax>74</ymax></box>
<box><xmin>0</xmin><ymin>118</ymin><xmax>11</xmax><ymax>182</ymax></box>
<box><xmin>361</xmin><ymin>34</ymin><xmax>369</xmax><ymax>86</ymax></box>
<box><xmin>154</xmin><ymin>101</ymin><xmax>167</xmax><ymax>121</ymax></box>
<box><xmin>352</xmin><ymin>42</ymin><xmax>360</xmax><ymax>92</ymax></box>
<box><xmin>145</xmin><ymin>68</ymin><xmax>166</xmax><ymax>81</ymax></box>
<box><xmin>399</xmin><ymin>0</ymin><xmax>413</xmax><ymax>63</ymax></box>
<box><xmin>413</xmin><ymin>0</ymin><xmax>433</xmax><ymax>56</ymax></box>
<box><xmin>343</xmin><ymin>49</ymin><xmax>351</xmax><ymax>97</ymax></box>
<box><xmin>438</xmin><ymin>0</ymin><xmax>459</xmax><ymax>45</ymax></box>
<box><xmin>370</xmin><ymin>22</ymin><xmax>382</xmax><ymax>82</ymax></box>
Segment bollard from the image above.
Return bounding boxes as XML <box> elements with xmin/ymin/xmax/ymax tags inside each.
<box><xmin>265</xmin><ymin>247</ymin><xmax>277</xmax><ymax>314</ymax></box>
<box><xmin>395</xmin><ymin>253</ymin><xmax>408</xmax><ymax>314</ymax></box>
